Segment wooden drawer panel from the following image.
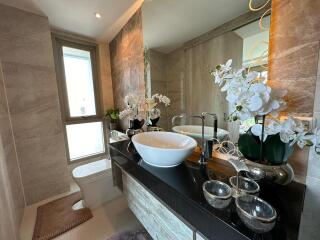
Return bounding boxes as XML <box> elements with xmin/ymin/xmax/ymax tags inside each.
<box><xmin>123</xmin><ymin>172</ymin><xmax>194</xmax><ymax>240</ymax></box>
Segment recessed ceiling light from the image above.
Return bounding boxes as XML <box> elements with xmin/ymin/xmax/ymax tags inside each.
<box><xmin>95</xmin><ymin>12</ymin><xmax>101</xmax><ymax>19</ymax></box>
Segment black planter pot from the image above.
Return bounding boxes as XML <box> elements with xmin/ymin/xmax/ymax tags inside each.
<box><xmin>238</xmin><ymin>129</ymin><xmax>294</xmax><ymax>165</ymax></box>
<box><xmin>149</xmin><ymin>117</ymin><xmax>160</xmax><ymax>127</ymax></box>
<box><xmin>127</xmin><ymin>119</ymin><xmax>145</xmax><ymax>139</ymax></box>
<box><xmin>129</xmin><ymin>119</ymin><xmax>145</xmax><ymax>130</ymax></box>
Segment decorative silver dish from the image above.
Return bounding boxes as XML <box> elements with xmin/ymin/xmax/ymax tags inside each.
<box><xmin>236</xmin><ymin>194</ymin><xmax>277</xmax><ymax>233</ymax></box>
<box><xmin>229</xmin><ymin>176</ymin><xmax>260</xmax><ymax>196</ymax></box>
<box><xmin>246</xmin><ymin>167</ymin><xmax>266</xmax><ymax>182</ymax></box>
<box><xmin>203</xmin><ymin>180</ymin><xmax>232</xmax><ymax>209</ymax></box>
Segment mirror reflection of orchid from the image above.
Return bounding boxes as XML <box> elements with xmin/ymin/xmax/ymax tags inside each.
<box><xmin>212</xmin><ymin>59</ymin><xmax>286</xmax><ymax>121</ymax></box>
<box><xmin>119</xmin><ymin>94</ymin><xmax>143</xmax><ymax>120</ymax></box>
<box><xmin>145</xmin><ymin>94</ymin><xmax>171</xmax><ymax>126</ymax></box>
<box><xmin>212</xmin><ymin>59</ymin><xmax>315</xmax><ymax>165</ymax></box>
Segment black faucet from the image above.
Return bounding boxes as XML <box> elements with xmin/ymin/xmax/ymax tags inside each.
<box><xmin>171</xmin><ymin>113</ymin><xmax>218</xmax><ymax>165</ymax></box>
<box><xmin>192</xmin><ymin>112</ymin><xmax>218</xmax><ymax>165</ymax></box>
<box><xmin>190</xmin><ymin>114</ymin><xmax>206</xmax><ymax>165</ymax></box>
<box><xmin>202</xmin><ymin>112</ymin><xmax>218</xmax><ymax>139</ymax></box>
<box><xmin>202</xmin><ymin>112</ymin><xmax>218</xmax><ymax>162</ymax></box>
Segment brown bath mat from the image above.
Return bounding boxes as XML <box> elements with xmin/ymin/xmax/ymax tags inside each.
<box><xmin>33</xmin><ymin>192</ymin><xmax>93</xmax><ymax>240</ymax></box>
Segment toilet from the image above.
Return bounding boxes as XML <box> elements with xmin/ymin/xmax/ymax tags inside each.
<box><xmin>72</xmin><ymin>159</ymin><xmax>121</xmax><ymax>209</ymax></box>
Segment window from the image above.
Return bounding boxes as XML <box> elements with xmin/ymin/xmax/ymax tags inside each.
<box><xmin>53</xmin><ymin>36</ymin><xmax>105</xmax><ymax>162</ymax></box>
<box><xmin>62</xmin><ymin>47</ymin><xmax>97</xmax><ymax>117</ymax></box>
<box><xmin>66</xmin><ymin>122</ymin><xmax>104</xmax><ymax>160</ymax></box>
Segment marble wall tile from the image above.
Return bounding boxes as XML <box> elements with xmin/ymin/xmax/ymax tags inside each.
<box><xmin>299</xmin><ymin>177</ymin><xmax>320</xmax><ymax>240</ymax></box>
<box><xmin>0</xmin><ymin>61</ymin><xmax>24</xmax><ymax>238</ymax></box>
<box><xmin>14</xmin><ymin>133</ymin><xmax>69</xmax><ymax>204</ymax></box>
<box><xmin>184</xmin><ymin>32</ymin><xmax>242</xmax><ymax>130</ymax></box>
<box><xmin>165</xmin><ymin>48</ymin><xmax>186</xmax><ymax>125</ymax></box>
<box><xmin>0</xmin><ymin>4</ymin><xmax>69</xmax><ymax>205</ymax></box>
<box><xmin>0</xmin><ymin>5</ymin><xmax>55</xmax><ymax>68</ymax></box>
<box><xmin>269</xmin><ymin>0</ymin><xmax>320</xmax><ymax>116</ymax></box>
<box><xmin>314</xmin><ymin>50</ymin><xmax>320</xmax><ymax>113</ymax></box>
<box><xmin>0</xmin><ymin>138</ymin><xmax>19</xmax><ymax>240</ymax></box>
<box><xmin>306</xmin><ymin>148</ymin><xmax>320</xmax><ymax>180</ymax></box>
<box><xmin>314</xmin><ymin>112</ymin><xmax>320</xmax><ymax>127</ymax></box>
<box><xmin>148</xmin><ymin>31</ymin><xmax>241</xmax><ymax>131</ymax></box>
<box><xmin>98</xmin><ymin>43</ymin><xmax>114</xmax><ymax>111</ymax></box>
<box><xmin>270</xmin><ymin>1</ymin><xmax>320</xmax><ymax>239</ymax></box>
<box><xmin>110</xmin><ymin>9</ymin><xmax>145</xmax><ymax>129</ymax></box>
<box><xmin>269</xmin><ymin>0</ymin><xmax>320</xmax><ymax>184</ymax></box>
<box><xmin>1</xmin><ymin>62</ymin><xmax>58</xmax><ymax>113</ymax></box>
<box><xmin>148</xmin><ymin>50</ymin><xmax>169</xmax><ymax>130</ymax></box>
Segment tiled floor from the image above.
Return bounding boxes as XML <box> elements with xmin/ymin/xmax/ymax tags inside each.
<box><xmin>20</xmin><ymin>183</ymin><xmax>142</xmax><ymax>240</ymax></box>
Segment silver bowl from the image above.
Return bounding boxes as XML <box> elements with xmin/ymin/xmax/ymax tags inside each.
<box><xmin>229</xmin><ymin>176</ymin><xmax>260</xmax><ymax>196</ymax></box>
<box><xmin>203</xmin><ymin>180</ymin><xmax>232</xmax><ymax>209</ymax></box>
<box><xmin>246</xmin><ymin>167</ymin><xmax>266</xmax><ymax>182</ymax></box>
<box><xmin>236</xmin><ymin>194</ymin><xmax>277</xmax><ymax>233</ymax></box>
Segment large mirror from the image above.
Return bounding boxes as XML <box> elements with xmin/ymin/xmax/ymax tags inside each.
<box><xmin>142</xmin><ymin>0</ymin><xmax>271</xmax><ymax>142</ymax></box>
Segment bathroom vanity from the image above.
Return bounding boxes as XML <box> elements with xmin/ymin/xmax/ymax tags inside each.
<box><xmin>109</xmin><ymin>140</ymin><xmax>306</xmax><ymax>240</ymax></box>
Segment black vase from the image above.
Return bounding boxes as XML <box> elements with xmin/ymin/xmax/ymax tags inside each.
<box><xmin>149</xmin><ymin>117</ymin><xmax>160</xmax><ymax>127</ymax></box>
<box><xmin>129</xmin><ymin>119</ymin><xmax>145</xmax><ymax>130</ymax></box>
<box><xmin>238</xmin><ymin>129</ymin><xmax>294</xmax><ymax>165</ymax></box>
<box><xmin>127</xmin><ymin>119</ymin><xmax>145</xmax><ymax>139</ymax></box>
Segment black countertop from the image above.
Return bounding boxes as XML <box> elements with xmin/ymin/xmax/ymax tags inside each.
<box><xmin>109</xmin><ymin>140</ymin><xmax>306</xmax><ymax>240</ymax></box>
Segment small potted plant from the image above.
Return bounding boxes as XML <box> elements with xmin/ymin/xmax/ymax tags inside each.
<box><xmin>105</xmin><ymin>109</ymin><xmax>120</xmax><ymax>130</ymax></box>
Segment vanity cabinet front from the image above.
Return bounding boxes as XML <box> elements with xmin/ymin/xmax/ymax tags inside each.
<box><xmin>122</xmin><ymin>171</ymin><xmax>194</xmax><ymax>240</ymax></box>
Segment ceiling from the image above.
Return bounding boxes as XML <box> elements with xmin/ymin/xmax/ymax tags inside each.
<box><xmin>142</xmin><ymin>0</ymin><xmax>268</xmax><ymax>53</ymax></box>
<box><xmin>0</xmin><ymin>0</ymin><xmax>268</xmax><ymax>45</ymax></box>
<box><xmin>0</xmin><ymin>0</ymin><xmax>143</xmax><ymax>42</ymax></box>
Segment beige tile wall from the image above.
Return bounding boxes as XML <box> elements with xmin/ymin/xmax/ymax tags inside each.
<box><xmin>0</xmin><ymin>4</ymin><xmax>69</xmax><ymax>205</ymax></box>
<box><xmin>148</xmin><ymin>50</ymin><xmax>169</xmax><ymax>130</ymax></box>
<box><xmin>165</xmin><ymin>48</ymin><xmax>186</xmax><ymax>128</ymax></box>
<box><xmin>148</xmin><ymin>31</ymin><xmax>242</xmax><ymax>133</ymax></box>
<box><xmin>184</xmin><ymin>31</ymin><xmax>243</xmax><ymax>130</ymax></box>
<box><xmin>0</xmin><ymin>61</ymin><xmax>24</xmax><ymax>240</ymax></box>
<box><xmin>148</xmin><ymin>48</ymin><xmax>186</xmax><ymax>131</ymax></box>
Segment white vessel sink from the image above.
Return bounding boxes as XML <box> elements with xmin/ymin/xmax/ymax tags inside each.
<box><xmin>172</xmin><ymin>125</ymin><xmax>229</xmax><ymax>140</ymax></box>
<box><xmin>132</xmin><ymin>132</ymin><xmax>197</xmax><ymax>168</ymax></box>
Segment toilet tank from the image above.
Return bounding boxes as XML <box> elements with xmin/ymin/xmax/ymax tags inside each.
<box><xmin>72</xmin><ymin>159</ymin><xmax>121</xmax><ymax>209</ymax></box>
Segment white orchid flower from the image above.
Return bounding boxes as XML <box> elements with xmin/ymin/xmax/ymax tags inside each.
<box><xmin>221</xmin><ymin>59</ymin><xmax>232</xmax><ymax>72</ymax></box>
<box><xmin>264</xmin><ymin>119</ymin><xmax>282</xmax><ymax>134</ymax></box>
<box><xmin>120</xmin><ymin>94</ymin><xmax>143</xmax><ymax>120</ymax></box>
<box><xmin>212</xmin><ymin>59</ymin><xmax>289</xmax><ymax>124</ymax></box>
<box><xmin>119</xmin><ymin>108</ymin><xmax>134</xmax><ymax>119</ymax></box>
<box><xmin>144</xmin><ymin>93</ymin><xmax>170</xmax><ymax>121</ymax></box>
<box><xmin>248</xmin><ymin>94</ymin><xmax>263</xmax><ymax>112</ymax></box>
<box><xmin>212</xmin><ymin>59</ymin><xmax>316</xmax><ymax>148</ymax></box>
<box><xmin>246</xmin><ymin>71</ymin><xmax>259</xmax><ymax>83</ymax></box>
<box><xmin>145</xmin><ymin>97</ymin><xmax>157</xmax><ymax>111</ymax></box>
<box><xmin>251</xmin><ymin>124</ymin><xmax>269</xmax><ymax>142</ymax></box>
